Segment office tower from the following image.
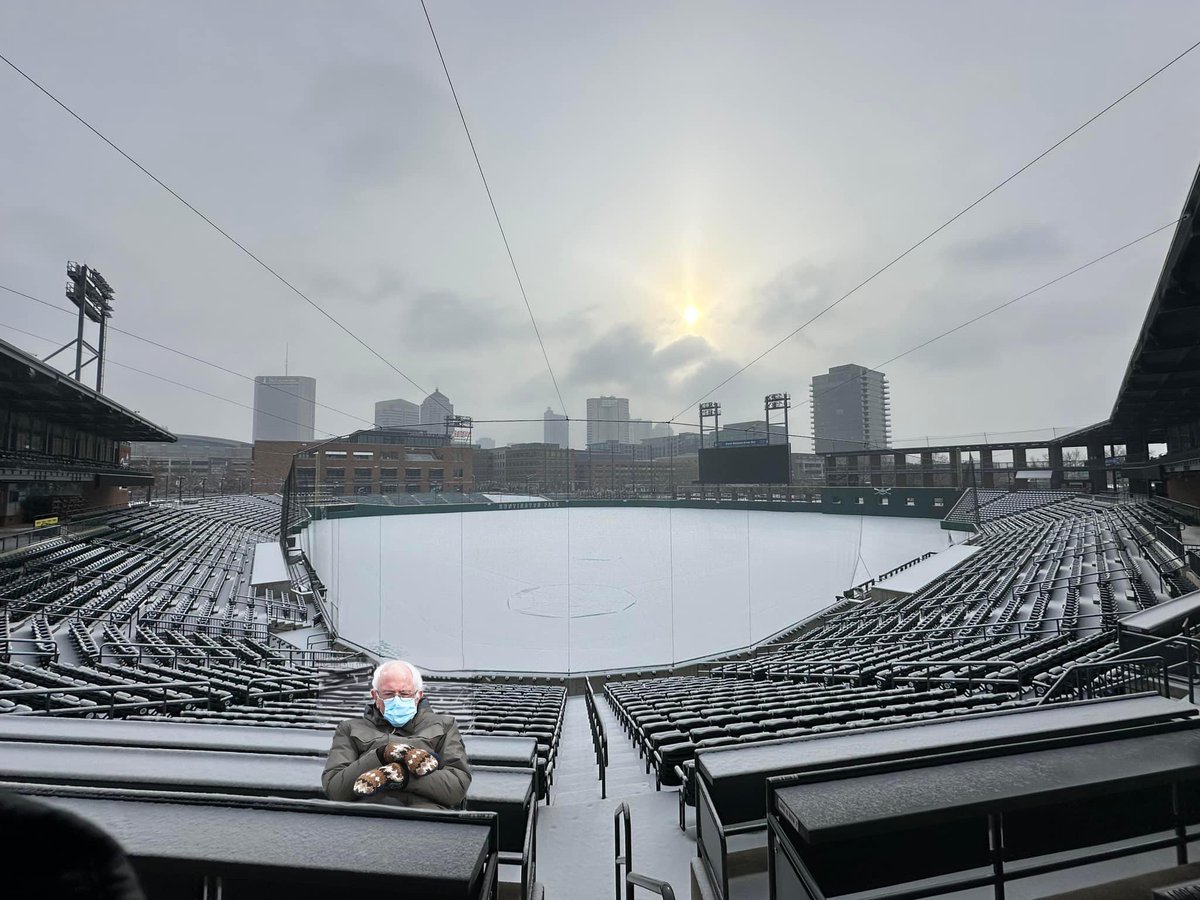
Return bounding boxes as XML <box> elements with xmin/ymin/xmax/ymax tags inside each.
<box><xmin>628</xmin><ymin>419</ymin><xmax>655</xmax><ymax>444</ymax></box>
<box><xmin>586</xmin><ymin>396</ymin><xmax>630</xmax><ymax>446</ymax></box>
<box><xmin>374</xmin><ymin>398</ymin><xmax>419</xmax><ymax>428</ymax></box>
<box><xmin>543</xmin><ymin>408</ymin><xmax>569</xmax><ymax>449</ymax></box>
<box><xmin>811</xmin><ymin>364</ymin><xmax>891</xmax><ymax>453</ymax></box>
<box><xmin>252</xmin><ymin>376</ymin><xmax>316</xmax><ymax>442</ymax></box>
<box><xmin>420</xmin><ymin>390</ymin><xmax>453</xmax><ymax>428</ymax></box>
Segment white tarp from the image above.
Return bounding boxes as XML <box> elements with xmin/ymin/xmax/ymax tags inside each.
<box><xmin>303</xmin><ymin>507</ymin><xmax>953</xmax><ymax>673</ymax></box>
<box><xmin>871</xmin><ymin>542</ymin><xmax>981</xmax><ymax>596</ymax></box>
<box><xmin>251</xmin><ymin>541</ymin><xmax>290</xmax><ymax>588</ymax></box>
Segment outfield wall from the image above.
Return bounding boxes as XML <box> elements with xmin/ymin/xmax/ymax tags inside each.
<box><xmin>300</xmin><ymin>501</ymin><xmax>964</xmax><ymax>674</ymax></box>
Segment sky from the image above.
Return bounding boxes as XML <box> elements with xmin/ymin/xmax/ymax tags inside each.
<box><xmin>3</xmin><ymin>1</ymin><xmax>1200</xmax><ymax>451</ymax></box>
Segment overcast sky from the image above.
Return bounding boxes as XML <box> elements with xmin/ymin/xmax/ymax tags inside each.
<box><xmin>3</xmin><ymin>1</ymin><xmax>1200</xmax><ymax>450</ymax></box>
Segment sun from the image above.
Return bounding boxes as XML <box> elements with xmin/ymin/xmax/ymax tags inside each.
<box><xmin>683</xmin><ymin>305</ymin><xmax>700</xmax><ymax>327</ymax></box>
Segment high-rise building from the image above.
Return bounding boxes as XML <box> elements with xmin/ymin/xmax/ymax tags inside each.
<box><xmin>628</xmin><ymin>418</ymin><xmax>655</xmax><ymax>444</ymax></box>
<box><xmin>586</xmin><ymin>396</ymin><xmax>630</xmax><ymax>446</ymax></box>
<box><xmin>375</xmin><ymin>398</ymin><xmax>419</xmax><ymax>429</ymax></box>
<box><xmin>811</xmin><ymin>364</ymin><xmax>891</xmax><ymax>453</ymax></box>
<box><xmin>476</xmin><ymin>437</ymin><xmax>496</xmax><ymax>450</ymax></box>
<box><xmin>419</xmin><ymin>390</ymin><xmax>453</xmax><ymax>428</ymax></box>
<box><xmin>253</xmin><ymin>376</ymin><xmax>316</xmax><ymax>442</ymax></box>
<box><xmin>543</xmin><ymin>408</ymin><xmax>569</xmax><ymax>449</ymax></box>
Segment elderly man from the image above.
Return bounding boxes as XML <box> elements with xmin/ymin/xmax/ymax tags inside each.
<box><xmin>322</xmin><ymin>659</ymin><xmax>471</xmax><ymax>809</ymax></box>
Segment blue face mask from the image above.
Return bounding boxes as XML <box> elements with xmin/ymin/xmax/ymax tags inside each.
<box><xmin>382</xmin><ymin>695</ymin><xmax>418</xmax><ymax>728</ymax></box>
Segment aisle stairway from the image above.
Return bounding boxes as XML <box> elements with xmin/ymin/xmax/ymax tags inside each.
<box><xmin>551</xmin><ymin>694</ymin><xmax>658</xmax><ymax>806</ymax></box>
<box><xmin>536</xmin><ymin>694</ymin><xmax>695</xmax><ymax>900</ymax></box>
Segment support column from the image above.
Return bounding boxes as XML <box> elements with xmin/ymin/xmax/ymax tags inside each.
<box><xmin>980</xmin><ymin>448</ymin><xmax>995</xmax><ymax>489</ymax></box>
<box><xmin>1124</xmin><ymin>436</ymin><xmax>1152</xmax><ymax>497</ymax></box>
<box><xmin>1048</xmin><ymin>445</ymin><xmax>1064</xmax><ymax>490</ymax></box>
<box><xmin>869</xmin><ymin>453</ymin><xmax>882</xmax><ymax>487</ymax></box>
<box><xmin>949</xmin><ymin>449</ymin><xmax>962</xmax><ymax>489</ymax></box>
<box><xmin>1087</xmin><ymin>441</ymin><xmax>1107</xmax><ymax>495</ymax></box>
<box><xmin>921</xmin><ymin>452</ymin><xmax>934</xmax><ymax>488</ymax></box>
<box><xmin>893</xmin><ymin>453</ymin><xmax>908</xmax><ymax>487</ymax></box>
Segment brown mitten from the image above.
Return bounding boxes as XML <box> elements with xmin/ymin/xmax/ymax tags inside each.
<box><xmin>402</xmin><ymin>747</ymin><xmax>441</xmax><ymax>776</ymax></box>
<box><xmin>380</xmin><ymin>762</ymin><xmax>409</xmax><ymax>788</ymax></box>
<box><xmin>353</xmin><ymin>767</ymin><xmax>389</xmax><ymax>796</ymax></box>
<box><xmin>377</xmin><ymin>741</ymin><xmax>412</xmax><ymax>764</ymax></box>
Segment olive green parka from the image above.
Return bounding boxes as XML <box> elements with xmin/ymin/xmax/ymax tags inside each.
<box><xmin>321</xmin><ymin>701</ymin><xmax>472</xmax><ymax>810</ymax></box>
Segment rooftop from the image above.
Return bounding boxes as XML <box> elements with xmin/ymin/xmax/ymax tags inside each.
<box><xmin>0</xmin><ymin>336</ymin><xmax>174</xmax><ymax>443</ymax></box>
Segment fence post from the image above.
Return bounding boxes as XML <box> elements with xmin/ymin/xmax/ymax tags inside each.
<box><xmin>1190</xmin><ymin>642</ymin><xmax>1196</xmax><ymax>706</ymax></box>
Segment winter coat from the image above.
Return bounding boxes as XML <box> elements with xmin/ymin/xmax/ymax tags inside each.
<box><xmin>321</xmin><ymin>701</ymin><xmax>472</xmax><ymax>810</ymax></box>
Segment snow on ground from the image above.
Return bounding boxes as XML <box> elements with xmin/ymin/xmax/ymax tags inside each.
<box><xmin>302</xmin><ymin>507</ymin><xmax>955</xmax><ymax>673</ymax></box>
<box><xmin>482</xmin><ymin>493</ymin><xmax>546</xmax><ymax>503</ymax></box>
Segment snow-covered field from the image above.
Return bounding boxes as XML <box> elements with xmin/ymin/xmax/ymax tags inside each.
<box><xmin>301</xmin><ymin>506</ymin><xmax>957</xmax><ymax>673</ymax></box>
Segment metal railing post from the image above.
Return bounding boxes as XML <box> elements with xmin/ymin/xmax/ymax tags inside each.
<box><xmin>1190</xmin><ymin>641</ymin><xmax>1196</xmax><ymax>705</ymax></box>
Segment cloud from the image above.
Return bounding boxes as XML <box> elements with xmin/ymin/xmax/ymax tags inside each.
<box><xmin>299</xmin><ymin>62</ymin><xmax>446</xmax><ymax>186</ymax></box>
<box><xmin>306</xmin><ymin>268</ymin><xmax>406</xmax><ymax>307</ymax></box>
<box><xmin>751</xmin><ymin>263</ymin><xmax>840</xmax><ymax>335</ymax></box>
<box><xmin>402</xmin><ymin>289</ymin><xmax>524</xmax><ymax>349</ymax></box>
<box><xmin>560</xmin><ymin>322</ymin><xmax>743</xmax><ymax>417</ymax></box>
<box><xmin>942</xmin><ymin>226</ymin><xmax>1068</xmax><ymax>267</ymax></box>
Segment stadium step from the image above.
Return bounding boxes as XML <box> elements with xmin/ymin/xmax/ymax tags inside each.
<box><xmin>548</xmin><ymin>695</ymin><xmax>657</xmax><ymax>808</ymax></box>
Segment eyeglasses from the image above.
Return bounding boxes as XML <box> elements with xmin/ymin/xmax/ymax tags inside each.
<box><xmin>375</xmin><ymin>689</ymin><xmax>419</xmax><ymax>700</ymax></box>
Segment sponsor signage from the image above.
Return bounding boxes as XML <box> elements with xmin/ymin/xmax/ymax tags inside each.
<box><xmin>34</xmin><ymin>516</ymin><xmax>59</xmax><ymax>528</ymax></box>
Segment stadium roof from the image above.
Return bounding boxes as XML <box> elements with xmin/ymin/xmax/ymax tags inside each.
<box><xmin>0</xmin><ymin>336</ymin><xmax>174</xmax><ymax>442</ymax></box>
<box><xmin>1107</xmin><ymin>162</ymin><xmax>1200</xmax><ymax>436</ymax></box>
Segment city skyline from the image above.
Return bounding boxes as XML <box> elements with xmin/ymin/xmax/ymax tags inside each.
<box><xmin>5</xmin><ymin>4</ymin><xmax>1195</xmax><ymax>453</ymax></box>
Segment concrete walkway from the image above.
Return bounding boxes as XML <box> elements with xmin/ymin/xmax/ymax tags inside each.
<box><xmin>536</xmin><ymin>694</ymin><xmax>695</xmax><ymax>900</ymax></box>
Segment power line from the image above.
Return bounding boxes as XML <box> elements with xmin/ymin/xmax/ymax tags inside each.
<box><xmin>2</xmin><ymin>218</ymin><xmax>1175</xmax><ymax>453</ymax></box>
<box><xmin>0</xmin><ymin>282</ymin><xmax>383</xmax><ymax>432</ymax></box>
<box><xmin>418</xmin><ymin>0</ymin><xmax>568</xmax><ymax>417</ymax></box>
<box><xmin>793</xmin><ymin>216</ymin><xmax>1183</xmax><ymax>434</ymax></box>
<box><xmin>671</xmin><ymin>35</ymin><xmax>1200</xmax><ymax>421</ymax></box>
<box><xmin>0</xmin><ymin>321</ymin><xmax>346</xmax><ymax>440</ymax></box>
<box><xmin>0</xmin><ymin>50</ymin><xmax>452</xmax><ymax>421</ymax></box>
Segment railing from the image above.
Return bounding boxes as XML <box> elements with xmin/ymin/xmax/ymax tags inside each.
<box><xmin>614</xmin><ymin>802</ymin><xmax>676</xmax><ymax>900</ymax></box>
<box><xmin>750</xmin><ymin>610</ymin><xmax>1109</xmax><ymax>657</ymax></box>
<box><xmin>142</xmin><ymin>612</ymin><xmax>269</xmax><ymax>640</ymax></box>
<box><xmin>584</xmin><ymin>676</ymin><xmax>608</xmax><ymax>799</ymax></box>
<box><xmin>842</xmin><ymin>551</ymin><xmax>937</xmax><ymax>600</ymax></box>
<box><xmin>885</xmin><ymin>658</ymin><xmax>1022</xmax><ymax>692</ymax></box>
<box><xmin>0</xmin><ymin>678</ymin><xmax>215</xmax><ymax>716</ymax></box>
<box><xmin>1151</xmin><ymin>496</ymin><xmax>1200</xmax><ymax>526</ymax></box>
<box><xmin>1037</xmin><ymin>657</ymin><xmax>1168</xmax><ymax>705</ymax></box>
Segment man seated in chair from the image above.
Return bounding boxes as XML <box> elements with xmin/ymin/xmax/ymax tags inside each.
<box><xmin>322</xmin><ymin>659</ymin><xmax>472</xmax><ymax>809</ymax></box>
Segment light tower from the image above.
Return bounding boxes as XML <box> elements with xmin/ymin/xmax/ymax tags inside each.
<box><xmin>699</xmin><ymin>401</ymin><xmax>721</xmax><ymax>449</ymax></box>
<box><xmin>44</xmin><ymin>262</ymin><xmax>115</xmax><ymax>391</ymax></box>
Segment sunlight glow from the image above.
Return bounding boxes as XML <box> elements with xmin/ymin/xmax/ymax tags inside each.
<box><xmin>683</xmin><ymin>305</ymin><xmax>700</xmax><ymax>327</ymax></box>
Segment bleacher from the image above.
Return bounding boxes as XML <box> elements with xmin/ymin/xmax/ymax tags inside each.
<box><xmin>2</xmin><ymin>490</ymin><xmax>1198</xmax><ymax>899</ymax></box>
<box><xmin>0</xmin><ymin>497</ymin><xmax>366</xmax><ymax>717</ymax></box>
<box><xmin>943</xmin><ymin>487</ymin><xmax>1082</xmax><ymax>526</ymax></box>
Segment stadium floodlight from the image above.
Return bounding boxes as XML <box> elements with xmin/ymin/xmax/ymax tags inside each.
<box><xmin>764</xmin><ymin>393</ymin><xmax>792</xmax><ymax>484</ymax></box>
<box><xmin>699</xmin><ymin>401</ymin><xmax>721</xmax><ymax>450</ymax></box>
<box><xmin>45</xmin><ymin>261</ymin><xmax>117</xmax><ymax>391</ymax></box>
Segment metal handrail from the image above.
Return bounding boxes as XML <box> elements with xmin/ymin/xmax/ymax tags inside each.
<box><xmin>0</xmin><ymin>678</ymin><xmax>213</xmax><ymax>715</ymax></box>
<box><xmin>614</xmin><ymin>802</ymin><xmax>675</xmax><ymax>900</ymax></box>
<box><xmin>1036</xmin><ymin>657</ymin><xmax>1168</xmax><ymax>705</ymax></box>
<box><xmin>768</xmin><ymin>611</ymin><xmax>1109</xmax><ymax>652</ymax></box>
<box><xmin>584</xmin><ymin>677</ymin><xmax>608</xmax><ymax>799</ymax></box>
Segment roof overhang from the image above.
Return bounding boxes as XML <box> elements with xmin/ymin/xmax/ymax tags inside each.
<box><xmin>1109</xmin><ymin>163</ymin><xmax>1200</xmax><ymax>435</ymax></box>
<box><xmin>0</xmin><ymin>336</ymin><xmax>174</xmax><ymax>443</ymax></box>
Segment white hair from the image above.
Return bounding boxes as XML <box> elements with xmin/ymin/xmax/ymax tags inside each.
<box><xmin>371</xmin><ymin>659</ymin><xmax>423</xmax><ymax>693</ymax></box>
